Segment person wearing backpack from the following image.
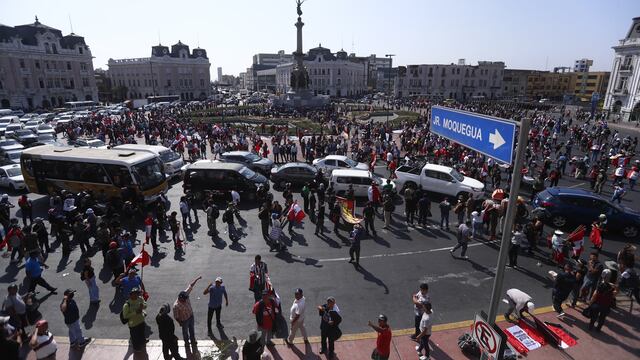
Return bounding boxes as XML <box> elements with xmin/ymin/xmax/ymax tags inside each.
<box><xmin>121</xmin><ymin>287</ymin><xmax>147</xmax><ymax>355</ymax></box>
<box><xmin>252</xmin><ymin>290</ymin><xmax>279</xmax><ymax>347</ymax></box>
<box><xmin>223</xmin><ymin>204</ymin><xmax>238</xmax><ymax>242</ymax></box>
<box><xmin>17</xmin><ymin>195</ymin><xmax>33</xmax><ymax>227</ymax></box>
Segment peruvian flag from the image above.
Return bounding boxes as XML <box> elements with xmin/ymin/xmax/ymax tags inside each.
<box><xmin>128</xmin><ymin>247</ymin><xmax>150</xmax><ymax>270</ymax></box>
<box><xmin>369</xmin><ymin>152</ymin><xmax>377</xmax><ymax>170</ymax></box>
<box><xmin>589</xmin><ymin>226</ymin><xmax>602</xmax><ymax>248</ymax></box>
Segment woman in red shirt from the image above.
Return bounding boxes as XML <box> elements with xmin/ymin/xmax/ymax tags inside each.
<box><xmin>368</xmin><ymin>314</ymin><xmax>392</xmax><ymax>360</ymax></box>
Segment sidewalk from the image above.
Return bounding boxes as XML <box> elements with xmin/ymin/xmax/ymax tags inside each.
<box><xmin>26</xmin><ymin>304</ymin><xmax>639</xmax><ymax>360</ymax></box>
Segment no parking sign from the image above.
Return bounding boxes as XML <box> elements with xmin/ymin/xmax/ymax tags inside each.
<box><xmin>473</xmin><ymin>311</ymin><xmax>506</xmax><ymax>360</ymax></box>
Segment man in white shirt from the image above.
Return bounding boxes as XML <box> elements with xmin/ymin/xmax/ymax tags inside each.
<box><xmin>286</xmin><ymin>288</ymin><xmax>308</xmax><ymax>346</ymax></box>
<box><xmin>231</xmin><ymin>190</ymin><xmax>240</xmax><ymax>206</ymax></box>
<box><xmin>504</xmin><ymin>288</ymin><xmax>534</xmax><ymax>321</ymax></box>
<box><xmin>30</xmin><ymin>319</ymin><xmax>57</xmax><ymax>360</ymax></box>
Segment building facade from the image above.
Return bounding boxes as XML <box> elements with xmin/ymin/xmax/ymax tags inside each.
<box><xmin>525</xmin><ymin>71</ymin><xmax>577</xmax><ymax>101</ymax></box>
<box><xmin>503</xmin><ymin>69</ymin><xmax>542</xmax><ymax>100</ymax></box>
<box><xmin>243</xmin><ymin>51</ymin><xmax>294</xmax><ymax>91</ymax></box>
<box><xmin>107</xmin><ymin>41</ymin><xmax>210</xmax><ymax>101</ymax></box>
<box><xmin>0</xmin><ymin>18</ymin><xmax>98</xmax><ymax>110</ymax></box>
<box><xmin>574</xmin><ymin>58</ymin><xmax>593</xmax><ymax>73</ymax></box>
<box><xmin>604</xmin><ymin>17</ymin><xmax>640</xmax><ymax>122</ymax></box>
<box><xmin>393</xmin><ymin>61</ymin><xmax>505</xmax><ymax>100</ymax></box>
<box><xmin>574</xmin><ymin>71</ymin><xmax>609</xmax><ymax>102</ymax></box>
<box><xmin>275</xmin><ymin>46</ymin><xmax>367</xmax><ymax>97</ymax></box>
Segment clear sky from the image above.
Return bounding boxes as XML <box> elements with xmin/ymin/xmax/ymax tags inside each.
<box><xmin>2</xmin><ymin>0</ymin><xmax>639</xmax><ymax>78</ymax></box>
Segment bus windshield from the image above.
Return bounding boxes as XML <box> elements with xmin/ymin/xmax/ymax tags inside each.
<box><xmin>131</xmin><ymin>158</ymin><xmax>165</xmax><ymax>191</ymax></box>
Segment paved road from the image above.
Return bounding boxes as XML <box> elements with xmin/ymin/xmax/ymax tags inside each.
<box><xmin>0</xmin><ymin>122</ymin><xmax>637</xmax><ymax>343</ymax></box>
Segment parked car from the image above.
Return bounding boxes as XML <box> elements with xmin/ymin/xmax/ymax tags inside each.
<box><xmin>182</xmin><ymin>162</ymin><xmax>268</xmax><ymax>201</ymax></box>
<box><xmin>0</xmin><ymin>164</ymin><xmax>26</xmax><ymax>191</ymax></box>
<box><xmin>330</xmin><ymin>169</ymin><xmax>396</xmax><ymax>197</ymax></box>
<box><xmin>0</xmin><ymin>139</ymin><xmax>25</xmax><ymax>153</ymax></box>
<box><xmin>0</xmin><ymin>117</ymin><xmax>20</xmax><ymax>136</ymax></box>
<box><xmin>68</xmin><ymin>138</ymin><xmax>107</xmax><ymax>149</ymax></box>
<box><xmin>2</xmin><ymin>150</ymin><xmax>22</xmax><ymax>165</ymax></box>
<box><xmin>23</xmin><ymin>119</ymin><xmax>43</xmax><ymax>132</ymax></box>
<box><xmin>312</xmin><ymin>155</ymin><xmax>368</xmax><ymax>176</ymax></box>
<box><xmin>4</xmin><ymin>123</ymin><xmax>23</xmax><ymax>138</ymax></box>
<box><xmin>36</xmin><ymin>133</ymin><xmax>57</xmax><ymax>145</ymax></box>
<box><xmin>219</xmin><ymin>151</ymin><xmax>274</xmax><ymax>176</ymax></box>
<box><xmin>36</xmin><ymin>124</ymin><xmax>56</xmax><ymax>136</ymax></box>
<box><xmin>533</xmin><ymin>187</ymin><xmax>640</xmax><ymax>239</ymax></box>
<box><xmin>395</xmin><ymin>162</ymin><xmax>484</xmax><ymax>200</ymax></box>
<box><xmin>270</xmin><ymin>162</ymin><xmax>322</xmax><ymax>188</ymax></box>
<box><xmin>10</xmin><ymin>129</ymin><xmax>38</xmax><ymax>146</ymax></box>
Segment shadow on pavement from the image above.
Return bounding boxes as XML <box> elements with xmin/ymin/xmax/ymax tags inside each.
<box><xmin>356</xmin><ymin>264</ymin><xmax>389</xmax><ymax>294</ymax></box>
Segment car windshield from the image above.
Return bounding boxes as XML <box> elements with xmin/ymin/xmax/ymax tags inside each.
<box><xmin>345</xmin><ymin>158</ymin><xmax>358</xmax><ymax>167</ymax></box>
<box><xmin>0</xmin><ymin>139</ymin><xmax>17</xmax><ymax>146</ymax></box>
<box><xmin>450</xmin><ymin>168</ymin><xmax>464</xmax><ymax>182</ymax></box>
<box><xmin>371</xmin><ymin>173</ymin><xmax>385</xmax><ymax>185</ymax></box>
<box><xmin>131</xmin><ymin>158</ymin><xmax>165</xmax><ymax>191</ymax></box>
<box><xmin>239</xmin><ymin>166</ymin><xmax>258</xmax><ymax>179</ymax></box>
<box><xmin>159</xmin><ymin>150</ymin><xmax>181</xmax><ymax>162</ymax></box>
<box><xmin>38</xmin><ymin>125</ymin><xmax>53</xmax><ymax>130</ymax></box>
<box><xmin>16</xmin><ymin>130</ymin><xmax>32</xmax><ymax>136</ymax></box>
<box><xmin>7</xmin><ymin>152</ymin><xmax>22</xmax><ymax>160</ymax></box>
<box><xmin>6</xmin><ymin>125</ymin><xmax>21</xmax><ymax>130</ymax></box>
<box><xmin>38</xmin><ymin>134</ymin><xmax>54</xmax><ymax>140</ymax></box>
<box><xmin>26</xmin><ymin>121</ymin><xmax>39</xmax><ymax>126</ymax></box>
<box><xmin>0</xmin><ymin>120</ymin><xmax>11</xmax><ymax>125</ymax></box>
<box><xmin>246</xmin><ymin>153</ymin><xmax>262</xmax><ymax>162</ymax></box>
<box><xmin>6</xmin><ymin>168</ymin><xmax>21</xmax><ymax>177</ymax></box>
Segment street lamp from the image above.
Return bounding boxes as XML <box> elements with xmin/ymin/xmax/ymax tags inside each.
<box><xmin>385</xmin><ymin>54</ymin><xmax>395</xmax><ymax>125</ymax></box>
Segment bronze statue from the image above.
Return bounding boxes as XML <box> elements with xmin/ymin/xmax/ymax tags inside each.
<box><xmin>296</xmin><ymin>0</ymin><xmax>304</xmax><ymax>16</ymax></box>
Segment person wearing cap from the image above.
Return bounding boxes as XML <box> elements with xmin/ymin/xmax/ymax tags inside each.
<box><xmin>173</xmin><ymin>276</ymin><xmax>202</xmax><ymax>349</ymax></box>
<box><xmin>348</xmin><ymin>223</ymin><xmax>364</xmax><ymax>269</ymax></box>
<box><xmin>285</xmin><ymin>288</ymin><xmax>308</xmax><ymax>346</ymax></box>
<box><xmin>122</xmin><ymin>287</ymin><xmax>147</xmax><ymax>354</ymax></box>
<box><xmin>29</xmin><ymin>319</ymin><xmax>57</xmax><ymax>360</ymax></box>
<box><xmin>32</xmin><ymin>217</ymin><xmax>50</xmax><ymax>254</ymax></box>
<box><xmin>250</xmin><ymin>255</ymin><xmax>269</xmax><ymax>302</ymax></box>
<box><xmin>60</xmin><ymin>289</ymin><xmax>91</xmax><ymax>348</ymax></box>
<box><xmin>3</xmin><ymin>220</ymin><xmax>24</xmax><ymax>263</ymax></box>
<box><xmin>0</xmin><ymin>314</ymin><xmax>20</xmax><ymax>359</ymax></box>
<box><xmin>242</xmin><ymin>329</ymin><xmax>264</xmax><ymax>360</ymax></box>
<box><xmin>580</xmin><ymin>251</ymin><xmax>604</xmax><ymax>300</ymax></box>
<box><xmin>252</xmin><ymin>290</ymin><xmax>279</xmax><ymax>347</ymax></box>
<box><xmin>156</xmin><ymin>303</ymin><xmax>185</xmax><ymax>360</ymax></box>
<box><xmin>3</xmin><ymin>284</ymin><xmax>26</xmax><ymax>334</ymax></box>
<box><xmin>368</xmin><ymin>314</ymin><xmax>392</xmax><ymax>360</ymax></box>
<box><xmin>17</xmin><ymin>194</ymin><xmax>33</xmax><ymax>227</ymax></box>
<box><xmin>318</xmin><ymin>296</ymin><xmax>342</xmax><ymax>358</ymax></box>
<box><xmin>551</xmin><ymin>229</ymin><xmax>565</xmax><ymax>264</ymax></box>
<box><xmin>203</xmin><ymin>276</ymin><xmax>228</xmax><ymax>335</ymax></box>
<box><xmin>25</xmin><ymin>251</ymin><xmax>57</xmax><ymax>294</ymax></box>
<box><xmin>116</xmin><ymin>268</ymin><xmax>145</xmax><ymax>297</ymax></box>
<box><xmin>504</xmin><ymin>288</ymin><xmax>534</xmax><ymax>321</ymax></box>
<box><xmin>106</xmin><ymin>241</ymin><xmax>124</xmax><ymax>281</ymax></box>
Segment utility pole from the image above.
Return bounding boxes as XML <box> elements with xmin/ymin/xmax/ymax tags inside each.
<box><xmin>486</xmin><ymin>117</ymin><xmax>531</xmax><ymax>325</ymax></box>
<box><xmin>385</xmin><ymin>54</ymin><xmax>395</xmax><ymax>125</ymax></box>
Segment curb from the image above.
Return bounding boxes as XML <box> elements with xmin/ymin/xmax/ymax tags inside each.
<box><xmin>55</xmin><ymin>305</ymin><xmax>557</xmax><ymax>347</ymax></box>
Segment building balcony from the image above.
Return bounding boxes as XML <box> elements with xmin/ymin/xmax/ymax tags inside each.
<box><xmin>619</xmin><ymin>64</ymin><xmax>633</xmax><ymax>72</ymax></box>
<box><xmin>612</xmin><ymin>88</ymin><xmax>629</xmax><ymax>95</ymax></box>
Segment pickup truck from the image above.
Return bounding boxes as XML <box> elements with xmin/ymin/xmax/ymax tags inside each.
<box><xmin>395</xmin><ymin>162</ymin><xmax>485</xmax><ymax>199</ymax></box>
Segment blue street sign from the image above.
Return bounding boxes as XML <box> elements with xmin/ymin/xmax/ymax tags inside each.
<box><xmin>430</xmin><ymin>106</ymin><xmax>516</xmax><ymax>164</ymax></box>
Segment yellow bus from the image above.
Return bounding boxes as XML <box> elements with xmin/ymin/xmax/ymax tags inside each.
<box><xmin>20</xmin><ymin>146</ymin><xmax>168</xmax><ymax>202</ymax></box>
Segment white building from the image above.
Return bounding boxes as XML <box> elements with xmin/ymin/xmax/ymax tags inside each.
<box><xmin>107</xmin><ymin>41</ymin><xmax>210</xmax><ymax>101</ymax></box>
<box><xmin>574</xmin><ymin>58</ymin><xmax>593</xmax><ymax>73</ymax></box>
<box><xmin>275</xmin><ymin>45</ymin><xmax>367</xmax><ymax>97</ymax></box>
<box><xmin>0</xmin><ymin>17</ymin><xmax>98</xmax><ymax>110</ymax></box>
<box><xmin>604</xmin><ymin>17</ymin><xmax>640</xmax><ymax>122</ymax></box>
<box><xmin>393</xmin><ymin>61</ymin><xmax>505</xmax><ymax>100</ymax></box>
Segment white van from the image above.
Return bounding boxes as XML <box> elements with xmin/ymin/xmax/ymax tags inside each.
<box><xmin>0</xmin><ymin>116</ymin><xmax>20</xmax><ymax>135</ymax></box>
<box><xmin>113</xmin><ymin>144</ymin><xmax>184</xmax><ymax>179</ymax></box>
<box><xmin>330</xmin><ymin>169</ymin><xmax>396</xmax><ymax>197</ymax></box>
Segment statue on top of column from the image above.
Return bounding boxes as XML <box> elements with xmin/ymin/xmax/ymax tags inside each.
<box><xmin>296</xmin><ymin>0</ymin><xmax>304</xmax><ymax>17</ymax></box>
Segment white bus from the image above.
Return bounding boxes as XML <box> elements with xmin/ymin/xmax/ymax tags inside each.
<box><xmin>112</xmin><ymin>144</ymin><xmax>184</xmax><ymax>179</ymax></box>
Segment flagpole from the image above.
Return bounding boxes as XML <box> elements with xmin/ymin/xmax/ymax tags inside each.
<box><xmin>140</xmin><ymin>243</ymin><xmax>144</xmax><ymax>283</ymax></box>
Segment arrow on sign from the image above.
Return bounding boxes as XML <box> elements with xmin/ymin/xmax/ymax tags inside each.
<box><xmin>489</xmin><ymin>130</ymin><xmax>506</xmax><ymax>150</ymax></box>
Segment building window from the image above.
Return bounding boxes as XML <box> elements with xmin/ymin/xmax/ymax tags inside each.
<box><xmin>23</xmin><ymin>78</ymin><xmax>29</xmax><ymax>88</ymax></box>
<box><xmin>80</xmin><ymin>63</ymin><xmax>87</xmax><ymax>71</ymax></box>
<box><xmin>440</xmin><ymin>79</ymin><xmax>445</xmax><ymax>87</ymax></box>
<box><xmin>19</xmin><ymin>59</ymin><xmax>25</xmax><ymax>68</ymax></box>
<box><xmin>67</xmin><ymin>62</ymin><xmax>72</xmax><ymax>70</ymax></box>
<box><xmin>51</xmin><ymin>44</ymin><xmax>58</xmax><ymax>54</ymax></box>
<box><xmin>45</xmin><ymin>61</ymin><xmax>49</xmax><ymax>69</ymax></box>
<box><xmin>79</xmin><ymin>47</ymin><xmax>83</xmax><ymax>54</ymax></box>
<box><xmin>70</xmin><ymin>79</ymin><xmax>75</xmax><ymax>88</ymax></box>
<box><xmin>179</xmin><ymin>79</ymin><xmax>183</xmax><ymax>86</ymax></box>
<box><xmin>39</xmin><ymin>79</ymin><xmax>44</xmax><ymax>88</ymax></box>
<box><xmin>35</xmin><ymin>61</ymin><xmax>40</xmax><ymax>69</ymax></box>
<box><xmin>167</xmin><ymin>80</ymin><xmax>171</xmax><ymax>87</ymax></box>
<box><xmin>200</xmin><ymin>79</ymin><xmax>204</xmax><ymax>87</ymax></box>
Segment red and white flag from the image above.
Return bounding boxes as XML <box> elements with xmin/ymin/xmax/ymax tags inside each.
<box><xmin>128</xmin><ymin>247</ymin><xmax>150</xmax><ymax>270</ymax></box>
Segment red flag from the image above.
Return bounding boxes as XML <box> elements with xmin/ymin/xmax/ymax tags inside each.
<box><xmin>128</xmin><ymin>248</ymin><xmax>150</xmax><ymax>270</ymax></box>
<box><xmin>589</xmin><ymin>227</ymin><xmax>602</xmax><ymax>248</ymax></box>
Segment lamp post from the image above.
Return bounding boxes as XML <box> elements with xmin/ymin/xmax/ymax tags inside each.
<box><xmin>385</xmin><ymin>54</ymin><xmax>395</xmax><ymax>125</ymax></box>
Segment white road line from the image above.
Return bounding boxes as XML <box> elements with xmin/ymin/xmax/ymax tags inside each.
<box><xmin>316</xmin><ymin>240</ymin><xmax>498</xmax><ymax>262</ymax></box>
<box><xmin>568</xmin><ymin>182</ymin><xmax>587</xmax><ymax>188</ymax></box>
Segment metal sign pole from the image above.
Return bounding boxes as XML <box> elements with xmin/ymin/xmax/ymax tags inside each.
<box><xmin>486</xmin><ymin>117</ymin><xmax>531</xmax><ymax>325</ymax></box>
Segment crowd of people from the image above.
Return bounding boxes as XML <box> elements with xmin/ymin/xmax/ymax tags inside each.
<box><xmin>0</xmin><ymin>97</ymin><xmax>638</xmax><ymax>360</ymax></box>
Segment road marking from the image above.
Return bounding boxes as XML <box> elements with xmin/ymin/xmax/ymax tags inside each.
<box><xmin>317</xmin><ymin>240</ymin><xmax>498</xmax><ymax>262</ymax></box>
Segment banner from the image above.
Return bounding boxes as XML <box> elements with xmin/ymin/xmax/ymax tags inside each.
<box><xmin>506</xmin><ymin>325</ymin><xmax>541</xmax><ymax>351</ymax></box>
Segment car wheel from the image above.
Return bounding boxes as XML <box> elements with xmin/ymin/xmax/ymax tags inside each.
<box><xmin>9</xmin><ymin>183</ymin><xmax>14</xmax><ymax>191</ymax></box>
<box><xmin>551</xmin><ymin>215</ymin><xmax>567</xmax><ymax>228</ymax></box>
<box><xmin>622</xmin><ymin>225</ymin><xmax>639</xmax><ymax>239</ymax></box>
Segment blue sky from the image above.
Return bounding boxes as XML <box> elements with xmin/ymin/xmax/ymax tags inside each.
<box><xmin>2</xmin><ymin>0</ymin><xmax>638</xmax><ymax>77</ymax></box>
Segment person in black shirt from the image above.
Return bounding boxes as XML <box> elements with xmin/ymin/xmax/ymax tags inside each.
<box><xmin>242</xmin><ymin>330</ymin><xmax>264</xmax><ymax>360</ymax></box>
<box><xmin>60</xmin><ymin>289</ymin><xmax>91</xmax><ymax>348</ymax></box>
<box><xmin>363</xmin><ymin>202</ymin><xmax>376</xmax><ymax>236</ymax></box>
<box><xmin>552</xmin><ymin>263</ymin><xmax>576</xmax><ymax>316</ymax></box>
<box><xmin>156</xmin><ymin>303</ymin><xmax>184</xmax><ymax>360</ymax></box>
<box><xmin>318</xmin><ymin>297</ymin><xmax>342</xmax><ymax>358</ymax></box>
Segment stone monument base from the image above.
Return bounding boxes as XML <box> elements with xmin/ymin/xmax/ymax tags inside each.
<box><xmin>275</xmin><ymin>90</ymin><xmax>330</xmax><ymax>108</ymax></box>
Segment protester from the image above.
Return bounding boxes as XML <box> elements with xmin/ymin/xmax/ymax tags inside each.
<box><xmin>59</xmin><ymin>289</ymin><xmax>91</xmax><ymax>348</ymax></box>
<box><xmin>156</xmin><ymin>303</ymin><xmax>184</xmax><ymax>360</ymax></box>
<box><xmin>318</xmin><ymin>296</ymin><xmax>342</xmax><ymax>358</ymax></box>
<box><xmin>30</xmin><ymin>319</ymin><xmax>57</xmax><ymax>360</ymax></box>
<box><xmin>504</xmin><ymin>288</ymin><xmax>535</xmax><ymax>321</ymax></box>
<box><xmin>172</xmin><ymin>276</ymin><xmax>202</xmax><ymax>349</ymax></box>
<box><xmin>368</xmin><ymin>314</ymin><xmax>392</xmax><ymax>360</ymax></box>
<box><xmin>203</xmin><ymin>276</ymin><xmax>228</xmax><ymax>335</ymax></box>
<box><xmin>242</xmin><ymin>330</ymin><xmax>265</xmax><ymax>360</ymax></box>
<box><xmin>285</xmin><ymin>288</ymin><xmax>308</xmax><ymax>346</ymax></box>
<box><xmin>252</xmin><ymin>290</ymin><xmax>278</xmax><ymax>347</ymax></box>
<box><xmin>122</xmin><ymin>287</ymin><xmax>147</xmax><ymax>355</ymax></box>
<box><xmin>415</xmin><ymin>301</ymin><xmax>433</xmax><ymax>360</ymax></box>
